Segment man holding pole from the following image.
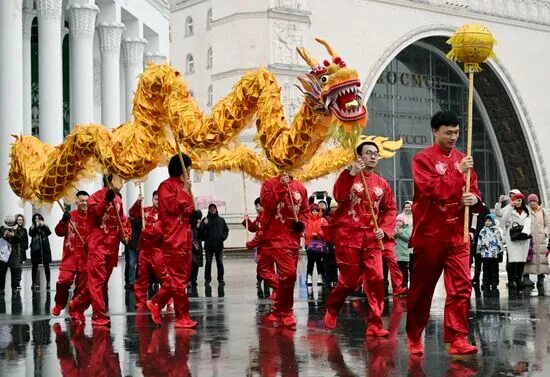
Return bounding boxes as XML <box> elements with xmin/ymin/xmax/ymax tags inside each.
<box><xmin>324</xmin><ymin>141</ymin><xmax>395</xmax><ymax>337</ymax></box>
<box><xmin>406</xmin><ymin>110</ymin><xmax>482</xmax><ymax>355</ymax></box>
<box><xmin>51</xmin><ymin>190</ymin><xmax>90</xmax><ymax>316</ymax></box>
<box><xmin>147</xmin><ymin>153</ymin><xmax>197</xmax><ymax>328</ymax></box>
<box><xmin>69</xmin><ymin>175</ymin><xmax>131</xmax><ymax>326</ymax></box>
<box><xmin>259</xmin><ymin>172</ymin><xmax>309</xmax><ymax>329</ymax></box>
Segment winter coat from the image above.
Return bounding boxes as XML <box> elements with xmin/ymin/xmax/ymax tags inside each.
<box><xmin>199</xmin><ymin>213</ymin><xmax>229</xmax><ymax>250</ymax></box>
<box><xmin>0</xmin><ymin>226</ymin><xmax>27</xmax><ymax>268</ymax></box>
<box><xmin>476</xmin><ymin>225</ymin><xmax>503</xmax><ymax>259</ymax></box>
<box><xmin>524</xmin><ymin>207</ymin><xmax>550</xmax><ymax>275</ymax></box>
<box><xmin>305</xmin><ymin>214</ymin><xmax>328</xmax><ymax>246</ymax></box>
<box><xmin>29</xmin><ymin>225</ymin><xmax>52</xmax><ymax>265</ymax></box>
<box><xmin>394</xmin><ymin>224</ymin><xmax>411</xmax><ymax>262</ymax></box>
<box><xmin>501</xmin><ymin>206</ymin><xmax>531</xmax><ymax>263</ymax></box>
<box><xmin>192</xmin><ymin>226</ymin><xmax>203</xmax><ymax>267</ymax></box>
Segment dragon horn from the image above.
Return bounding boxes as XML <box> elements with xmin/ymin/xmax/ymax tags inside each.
<box><xmin>315</xmin><ymin>38</ymin><xmax>337</xmax><ymax>58</ymax></box>
<box><xmin>296</xmin><ymin>47</ymin><xmax>318</xmax><ymax>68</ymax></box>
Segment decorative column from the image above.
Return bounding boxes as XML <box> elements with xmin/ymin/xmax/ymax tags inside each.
<box><xmin>37</xmin><ymin>0</ymin><xmax>64</xmax><ymax>260</ymax></box>
<box><xmin>23</xmin><ymin>7</ymin><xmax>36</xmax><ymax>136</ymax></box>
<box><xmin>122</xmin><ymin>37</ymin><xmax>147</xmax><ymax>207</ymax></box>
<box><xmin>143</xmin><ymin>52</ymin><xmax>167</xmax><ymax>203</ymax></box>
<box><xmin>98</xmin><ymin>22</ymin><xmax>124</xmax><ymax>128</ymax></box>
<box><xmin>0</xmin><ymin>0</ymin><xmax>24</xmax><ymax>219</ymax></box>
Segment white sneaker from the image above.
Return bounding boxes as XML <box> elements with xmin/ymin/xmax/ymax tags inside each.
<box><xmin>306</xmin><ymin>275</ymin><xmax>312</xmax><ymax>287</ymax></box>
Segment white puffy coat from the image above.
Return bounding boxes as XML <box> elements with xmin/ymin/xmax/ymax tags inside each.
<box><xmin>524</xmin><ymin>208</ymin><xmax>550</xmax><ymax>275</ymax></box>
<box><xmin>501</xmin><ymin>206</ymin><xmax>532</xmax><ymax>263</ymax></box>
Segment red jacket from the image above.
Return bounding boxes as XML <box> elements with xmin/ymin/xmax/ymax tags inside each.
<box><xmin>157</xmin><ymin>177</ymin><xmax>194</xmax><ymax>251</ymax></box>
<box><xmin>129</xmin><ymin>202</ymin><xmax>162</xmax><ymax>251</ymax></box>
<box><xmin>55</xmin><ymin>209</ymin><xmax>90</xmax><ymax>272</ymax></box>
<box><xmin>87</xmin><ymin>187</ymin><xmax>131</xmax><ymax>256</ymax></box>
<box><xmin>328</xmin><ymin>169</ymin><xmax>396</xmax><ymax>249</ymax></box>
<box><xmin>410</xmin><ymin>144</ymin><xmax>482</xmax><ymax>247</ymax></box>
<box><xmin>305</xmin><ymin>213</ymin><xmax>328</xmax><ymax>246</ymax></box>
<box><xmin>260</xmin><ymin>176</ymin><xmax>309</xmax><ymax>249</ymax></box>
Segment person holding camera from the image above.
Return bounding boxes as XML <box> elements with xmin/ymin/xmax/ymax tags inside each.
<box><xmin>0</xmin><ymin>215</ymin><xmax>26</xmax><ymax>294</ymax></box>
<box><xmin>501</xmin><ymin>192</ymin><xmax>532</xmax><ymax>292</ymax></box>
<box><xmin>29</xmin><ymin>213</ymin><xmax>52</xmax><ymax>291</ymax></box>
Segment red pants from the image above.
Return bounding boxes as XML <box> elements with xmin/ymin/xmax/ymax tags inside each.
<box><xmin>256</xmin><ymin>246</ymin><xmax>278</xmax><ymax>292</ymax></box>
<box><xmin>261</xmin><ymin>248</ymin><xmax>298</xmax><ymax>315</ymax></box>
<box><xmin>54</xmin><ymin>268</ymin><xmax>87</xmax><ymax>309</ymax></box>
<box><xmin>326</xmin><ymin>246</ymin><xmax>385</xmax><ymax>329</ymax></box>
<box><xmin>382</xmin><ymin>247</ymin><xmax>404</xmax><ymax>291</ymax></box>
<box><xmin>152</xmin><ymin>249</ymin><xmax>192</xmax><ymax>318</ymax></box>
<box><xmin>134</xmin><ymin>249</ymin><xmax>167</xmax><ymax>308</ymax></box>
<box><xmin>406</xmin><ymin>242</ymin><xmax>472</xmax><ymax>343</ymax></box>
<box><xmin>71</xmin><ymin>251</ymin><xmax>118</xmax><ymax>322</ymax></box>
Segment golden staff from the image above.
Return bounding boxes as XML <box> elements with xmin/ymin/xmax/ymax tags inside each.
<box><xmin>447</xmin><ymin>23</ymin><xmax>496</xmax><ymax>242</ymax></box>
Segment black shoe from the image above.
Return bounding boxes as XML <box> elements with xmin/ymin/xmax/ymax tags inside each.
<box><xmin>205</xmin><ymin>281</ymin><xmax>211</xmax><ymax>287</ymax></box>
<box><xmin>218</xmin><ymin>280</ymin><xmax>225</xmax><ymax>286</ymax></box>
<box><xmin>522</xmin><ymin>278</ymin><xmax>535</xmax><ymax>287</ymax></box>
<box><xmin>46</xmin><ymin>284</ymin><xmax>50</xmax><ymax>290</ymax></box>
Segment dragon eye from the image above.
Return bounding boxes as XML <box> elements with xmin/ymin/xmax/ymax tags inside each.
<box><xmin>319</xmin><ymin>75</ymin><xmax>329</xmax><ymax>84</ymax></box>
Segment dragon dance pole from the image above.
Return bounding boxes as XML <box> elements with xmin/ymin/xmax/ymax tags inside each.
<box><xmin>105</xmin><ymin>180</ymin><xmax>128</xmax><ymax>240</ymax></box>
<box><xmin>242</xmin><ymin>170</ymin><xmax>249</xmax><ymax>241</ymax></box>
<box><xmin>463</xmin><ymin>69</ymin><xmax>475</xmax><ymax>242</ymax></box>
<box><xmin>138</xmin><ymin>183</ymin><xmax>146</xmax><ymax>227</ymax></box>
<box><xmin>55</xmin><ymin>200</ymin><xmax>84</xmax><ymax>244</ymax></box>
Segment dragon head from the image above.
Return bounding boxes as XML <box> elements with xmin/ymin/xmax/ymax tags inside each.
<box><xmin>296</xmin><ymin>38</ymin><xmax>367</xmax><ymax>124</ymax></box>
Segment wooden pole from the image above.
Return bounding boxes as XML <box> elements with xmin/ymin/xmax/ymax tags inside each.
<box><xmin>284</xmin><ymin>173</ymin><xmax>300</xmax><ymax>222</ymax></box>
<box><xmin>464</xmin><ymin>69</ymin><xmax>475</xmax><ymax>243</ymax></box>
<box><xmin>55</xmin><ymin>200</ymin><xmax>84</xmax><ymax>244</ymax></box>
<box><xmin>242</xmin><ymin>170</ymin><xmax>249</xmax><ymax>241</ymax></box>
<box><xmin>138</xmin><ymin>183</ymin><xmax>146</xmax><ymax>227</ymax></box>
<box><xmin>105</xmin><ymin>181</ymin><xmax>127</xmax><ymax>240</ymax></box>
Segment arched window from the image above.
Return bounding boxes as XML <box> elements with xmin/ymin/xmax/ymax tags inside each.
<box><xmin>207</xmin><ymin>85</ymin><xmax>213</xmax><ymax>106</ymax></box>
<box><xmin>186</xmin><ymin>54</ymin><xmax>194</xmax><ymax>74</ymax></box>
<box><xmin>207</xmin><ymin>8</ymin><xmax>212</xmax><ymax>29</ymax></box>
<box><xmin>207</xmin><ymin>47</ymin><xmax>212</xmax><ymax>69</ymax></box>
<box><xmin>185</xmin><ymin>16</ymin><xmax>194</xmax><ymax>36</ymax></box>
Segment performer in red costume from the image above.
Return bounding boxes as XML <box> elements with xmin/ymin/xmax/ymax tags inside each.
<box><xmin>69</xmin><ymin>175</ymin><xmax>131</xmax><ymax>326</ymax></box>
<box><xmin>130</xmin><ymin>190</ymin><xmax>166</xmax><ymax>310</ymax></box>
<box><xmin>51</xmin><ymin>191</ymin><xmax>90</xmax><ymax>316</ymax></box>
<box><xmin>406</xmin><ymin>111</ymin><xmax>482</xmax><ymax>356</ymax></box>
<box><xmin>147</xmin><ymin>153</ymin><xmax>197</xmax><ymax>328</ymax></box>
<box><xmin>260</xmin><ymin>172</ymin><xmax>309</xmax><ymax>329</ymax></box>
<box><xmin>324</xmin><ymin>141</ymin><xmax>396</xmax><ymax>337</ymax></box>
<box><xmin>243</xmin><ymin>197</ymin><xmax>278</xmax><ymax>299</ymax></box>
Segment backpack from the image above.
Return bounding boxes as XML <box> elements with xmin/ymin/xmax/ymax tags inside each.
<box><xmin>306</xmin><ymin>238</ymin><xmax>326</xmax><ymax>254</ymax></box>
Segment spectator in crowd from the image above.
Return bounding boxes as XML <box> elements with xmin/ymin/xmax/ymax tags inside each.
<box><xmin>305</xmin><ymin>203</ymin><xmax>328</xmax><ymax>287</ymax></box>
<box><xmin>495</xmin><ymin>189</ymin><xmax>521</xmax><ymax>286</ymax></box>
<box><xmin>394</xmin><ymin>214</ymin><xmax>411</xmax><ymax>288</ymax></box>
<box><xmin>125</xmin><ymin>209</ymin><xmax>143</xmax><ymax>291</ymax></box>
<box><xmin>524</xmin><ymin>193</ymin><xmax>550</xmax><ymax>291</ymax></box>
<box><xmin>190</xmin><ymin>209</ymin><xmax>204</xmax><ymax>293</ymax></box>
<box><xmin>323</xmin><ymin>200</ymin><xmax>338</xmax><ymax>286</ymax></box>
<box><xmin>476</xmin><ymin>214</ymin><xmax>504</xmax><ymax>291</ymax></box>
<box><xmin>0</xmin><ymin>215</ymin><xmax>26</xmax><ymax>294</ymax></box>
<box><xmin>501</xmin><ymin>192</ymin><xmax>532</xmax><ymax>292</ymax></box>
<box><xmin>29</xmin><ymin>214</ymin><xmax>52</xmax><ymax>291</ymax></box>
<box><xmin>200</xmin><ymin>203</ymin><xmax>229</xmax><ymax>286</ymax></box>
<box><xmin>401</xmin><ymin>201</ymin><xmax>413</xmax><ymax>227</ymax></box>
<box><xmin>470</xmin><ymin>204</ymin><xmax>491</xmax><ymax>289</ymax></box>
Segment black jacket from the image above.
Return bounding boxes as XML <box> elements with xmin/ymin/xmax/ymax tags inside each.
<box><xmin>199</xmin><ymin>213</ymin><xmax>229</xmax><ymax>250</ymax></box>
<box><xmin>29</xmin><ymin>225</ymin><xmax>52</xmax><ymax>265</ymax></box>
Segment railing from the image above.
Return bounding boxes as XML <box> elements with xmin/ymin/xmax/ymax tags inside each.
<box><xmin>407</xmin><ymin>0</ymin><xmax>550</xmax><ymax>26</ymax></box>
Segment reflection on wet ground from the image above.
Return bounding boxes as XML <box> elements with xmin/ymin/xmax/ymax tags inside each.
<box><xmin>0</xmin><ymin>256</ymin><xmax>549</xmax><ymax>376</ymax></box>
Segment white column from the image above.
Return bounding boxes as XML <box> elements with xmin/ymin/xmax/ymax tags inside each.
<box><xmin>67</xmin><ymin>3</ymin><xmax>99</xmax><ymax>195</ymax></box>
<box><xmin>22</xmin><ymin>7</ymin><xmax>36</xmax><ymax>224</ymax></box>
<box><xmin>0</xmin><ymin>0</ymin><xmax>24</xmax><ymax>219</ymax></box>
<box><xmin>37</xmin><ymin>0</ymin><xmax>63</xmax><ymax>260</ymax></box>
<box><xmin>122</xmin><ymin>38</ymin><xmax>147</xmax><ymax>208</ymax></box>
<box><xmin>98</xmin><ymin>22</ymin><xmax>124</xmax><ymax>129</ymax></box>
<box><xmin>143</xmin><ymin>52</ymin><xmax>167</xmax><ymax>203</ymax></box>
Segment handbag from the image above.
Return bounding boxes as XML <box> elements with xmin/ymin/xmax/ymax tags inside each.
<box><xmin>509</xmin><ymin>222</ymin><xmax>530</xmax><ymax>241</ymax></box>
<box><xmin>0</xmin><ymin>238</ymin><xmax>12</xmax><ymax>263</ymax></box>
<box><xmin>306</xmin><ymin>238</ymin><xmax>326</xmax><ymax>254</ymax></box>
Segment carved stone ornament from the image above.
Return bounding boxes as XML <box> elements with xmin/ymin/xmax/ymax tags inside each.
<box><xmin>122</xmin><ymin>38</ymin><xmax>148</xmax><ymax>68</ymax></box>
<box><xmin>36</xmin><ymin>0</ymin><xmax>62</xmax><ymax>20</ymax></box>
<box><xmin>66</xmin><ymin>3</ymin><xmax>99</xmax><ymax>39</ymax></box>
<box><xmin>98</xmin><ymin>23</ymin><xmax>125</xmax><ymax>55</ymax></box>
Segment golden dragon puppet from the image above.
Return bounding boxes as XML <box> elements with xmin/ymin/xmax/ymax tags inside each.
<box><xmin>9</xmin><ymin>38</ymin><xmax>402</xmax><ymax>206</ymax></box>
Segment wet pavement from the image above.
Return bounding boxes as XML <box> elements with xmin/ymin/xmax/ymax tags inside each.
<box><xmin>0</xmin><ymin>256</ymin><xmax>549</xmax><ymax>376</ymax></box>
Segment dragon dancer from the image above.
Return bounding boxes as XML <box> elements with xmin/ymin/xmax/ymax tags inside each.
<box><xmin>147</xmin><ymin>153</ymin><xmax>197</xmax><ymax>328</ymax></box>
<box><xmin>69</xmin><ymin>175</ymin><xmax>131</xmax><ymax>326</ymax></box>
<box><xmin>260</xmin><ymin>172</ymin><xmax>309</xmax><ymax>329</ymax></box>
<box><xmin>324</xmin><ymin>141</ymin><xmax>396</xmax><ymax>337</ymax></box>
<box><xmin>406</xmin><ymin>111</ymin><xmax>481</xmax><ymax>356</ymax></box>
<box><xmin>51</xmin><ymin>190</ymin><xmax>90</xmax><ymax>317</ymax></box>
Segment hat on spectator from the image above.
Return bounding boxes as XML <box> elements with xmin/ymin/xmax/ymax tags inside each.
<box><xmin>3</xmin><ymin>215</ymin><xmax>16</xmax><ymax>227</ymax></box>
<box><xmin>527</xmin><ymin>194</ymin><xmax>539</xmax><ymax>203</ymax></box>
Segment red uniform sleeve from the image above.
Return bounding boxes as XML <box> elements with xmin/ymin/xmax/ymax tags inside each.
<box><xmin>412</xmin><ymin>153</ymin><xmax>466</xmax><ymax>201</ymax></box>
<box><xmin>55</xmin><ymin>219</ymin><xmax>69</xmax><ymax>237</ymax></box>
<box><xmin>260</xmin><ymin>177</ymin><xmax>287</xmax><ymax>215</ymax></box>
<box><xmin>120</xmin><ymin>207</ymin><xmax>132</xmax><ymax>240</ymax></box>
<box><xmin>242</xmin><ymin>217</ymin><xmax>259</xmax><ymax>232</ymax></box>
<box><xmin>87</xmin><ymin>191</ymin><xmax>108</xmax><ymax>227</ymax></box>
<box><xmin>162</xmin><ymin>183</ymin><xmax>194</xmax><ymax>217</ymax></box>
<box><xmin>378</xmin><ymin>180</ymin><xmax>397</xmax><ymax>239</ymax></box>
<box><xmin>129</xmin><ymin>200</ymin><xmax>142</xmax><ymax>219</ymax></box>
<box><xmin>333</xmin><ymin>170</ymin><xmax>355</xmax><ymax>203</ymax></box>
